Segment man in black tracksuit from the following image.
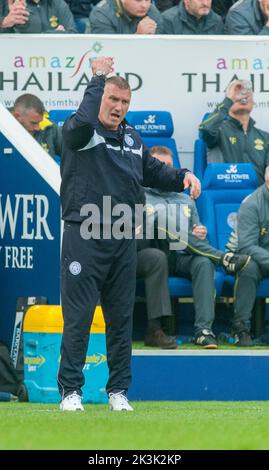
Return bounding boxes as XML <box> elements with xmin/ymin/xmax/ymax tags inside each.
<box><xmin>58</xmin><ymin>56</ymin><xmax>201</xmax><ymax>412</ymax></box>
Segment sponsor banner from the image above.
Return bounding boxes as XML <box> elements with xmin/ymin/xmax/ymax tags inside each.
<box><xmin>24</xmin><ymin>352</ymin><xmax>106</xmax><ymax>372</ymax></box>
<box><xmin>0</xmin><ymin>130</ymin><xmax>61</xmax><ymax>348</ymax></box>
<box><xmin>1</xmin><ymin>35</ymin><xmax>269</xmax><ymax>152</ymax></box>
<box><xmin>202</xmin><ymin>163</ymin><xmax>258</xmax><ymax>189</ymax></box>
<box><xmin>10</xmin><ymin>310</ymin><xmax>23</xmax><ymax>367</ymax></box>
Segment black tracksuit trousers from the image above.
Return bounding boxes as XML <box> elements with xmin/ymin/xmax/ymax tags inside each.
<box><xmin>58</xmin><ymin>222</ymin><xmax>136</xmax><ymax>398</ymax></box>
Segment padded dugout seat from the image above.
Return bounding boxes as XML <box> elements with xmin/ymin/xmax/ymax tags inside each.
<box><xmin>48</xmin><ymin>109</ymin><xmax>75</xmax><ymax>127</ymax></box>
<box><xmin>126</xmin><ymin>110</ymin><xmax>181</xmax><ymax>168</ymax></box>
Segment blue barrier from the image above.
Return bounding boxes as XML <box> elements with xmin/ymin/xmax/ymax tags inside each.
<box><xmin>0</xmin><ymin>107</ymin><xmax>61</xmax><ymax>349</ymax></box>
<box><xmin>130</xmin><ymin>350</ymin><xmax>269</xmax><ymax>401</ymax></box>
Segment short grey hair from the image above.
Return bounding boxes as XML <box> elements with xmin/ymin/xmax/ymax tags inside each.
<box><xmin>13</xmin><ymin>94</ymin><xmax>45</xmax><ymax>115</ymax></box>
<box><xmin>105</xmin><ymin>76</ymin><xmax>131</xmax><ymax>91</ymax></box>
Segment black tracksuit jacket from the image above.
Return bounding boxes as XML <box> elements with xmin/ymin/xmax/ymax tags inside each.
<box><xmin>60</xmin><ymin>75</ymin><xmax>189</xmax><ymax>224</ymax></box>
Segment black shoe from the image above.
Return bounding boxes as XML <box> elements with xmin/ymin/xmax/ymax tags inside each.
<box><xmin>232</xmin><ymin>322</ymin><xmax>253</xmax><ymax>347</ymax></box>
<box><xmin>17</xmin><ymin>383</ymin><xmax>28</xmax><ymax>402</ymax></box>
<box><xmin>193</xmin><ymin>329</ymin><xmax>218</xmax><ymax>349</ymax></box>
<box><xmin>221</xmin><ymin>252</ymin><xmax>251</xmax><ymax>274</ymax></box>
<box><xmin>235</xmin><ymin>331</ymin><xmax>253</xmax><ymax>347</ymax></box>
<box><xmin>144</xmin><ymin>328</ymin><xmax>177</xmax><ymax>349</ymax></box>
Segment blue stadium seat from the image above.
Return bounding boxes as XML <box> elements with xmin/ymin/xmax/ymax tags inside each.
<box><xmin>193</xmin><ymin>138</ymin><xmax>207</xmax><ymax>181</ymax></box>
<box><xmin>197</xmin><ymin>163</ymin><xmax>258</xmax><ymax>249</ymax></box>
<box><xmin>193</xmin><ymin>112</ymin><xmax>210</xmax><ymax>180</ymax></box>
<box><xmin>193</xmin><ymin>111</ymin><xmax>231</xmax><ymax>181</ymax></box>
<box><xmin>126</xmin><ymin>110</ymin><xmax>180</xmax><ymax>168</ymax></box>
<box><xmin>256</xmin><ymin>278</ymin><xmax>269</xmax><ymax>297</ymax></box>
<box><xmin>137</xmin><ymin>273</ymin><xmax>223</xmax><ymax>300</ymax></box>
<box><xmin>198</xmin><ymin>112</ymin><xmax>210</xmax><ymax>139</ymax></box>
<box><xmin>49</xmin><ymin>109</ymin><xmax>75</xmax><ymax>127</ymax></box>
<box><xmin>223</xmin><ymin>274</ymin><xmax>269</xmax><ymax>298</ymax></box>
<box><xmin>168</xmin><ymin>273</ymin><xmax>224</xmax><ymax>298</ymax></box>
<box><xmin>136</xmin><ymin>271</ymin><xmax>224</xmax><ymax>324</ymax></box>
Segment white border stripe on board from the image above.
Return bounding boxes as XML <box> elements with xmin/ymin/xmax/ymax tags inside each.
<box><xmin>132</xmin><ymin>349</ymin><xmax>269</xmax><ymax>356</ymax></box>
<box><xmin>0</xmin><ymin>103</ymin><xmax>61</xmax><ymax>195</ymax></box>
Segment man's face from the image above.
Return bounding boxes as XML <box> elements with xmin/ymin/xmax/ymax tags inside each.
<box><xmin>151</xmin><ymin>152</ymin><xmax>173</xmax><ymax>167</ymax></box>
<box><xmin>13</xmin><ymin>108</ymin><xmax>43</xmax><ymax>135</ymax></box>
<box><xmin>259</xmin><ymin>0</ymin><xmax>269</xmax><ymax>15</ymax></box>
<box><xmin>99</xmin><ymin>83</ymin><xmax>131</xmax><ymax>131</ymax></box>
<box><xmin>183</xmin><ymin>0</ymin><xmax>212</xmax><ymax>18</ymax></box>
<box><xmin>121</xmin><ymin>0</ymin><xmax>151</xmax><ymax>17</ymax></box>
<box><xmin>230</xmin><ymin>94</ymin><xmax>254</xmax><ymax>116</ymax></box>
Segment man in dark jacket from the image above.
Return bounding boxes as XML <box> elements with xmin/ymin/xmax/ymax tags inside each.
<box><xmin>13</xmin><ymin>0</ymin><xmax>76</xmax><ymax>33</ymax></box>
<box><xmin>225</xmin><ymin>0</ymin><xmax>269</xmax><ymax>35</ymax></box>
<box><xmin>58</xmin><ymin>56</ymin><xmax>201</xmax><ymax>412</ymax></box>
<box><xmin>89</xmin><ymin>0</ymin><xmax>163</xmax><ymax>34</ymax></box>
<box><xmin>228</xmin><ymin>168</ymin><xmax>269</xmax><ymax>346</ymax></box>
<box><xmin>0</xmin><ymin>0</ymin><xmax>29</xmax><ymax>32</ymax></box>
<box><xmin>136</xmin><ymin>240</ymin><xmax>177</xmax><ymax>349</ymax></box>
<box><xmin>199</xmin><ymin>79</ymin><xmax>269</xmax><ymax>186</ymax></box>
<box><xmin>11</xmin><ymin>93</ymin><xmax>62</xmax><ymax>160</ymax></box>
<box><xmin>162</xmin><ymin>0</ymin><xmax>224</xmax><ymax>34</ymax></box>
<box><xmin>145</xmin><ymin>146</ymin><xmax>250</xmax><ymax>349</ymax></box>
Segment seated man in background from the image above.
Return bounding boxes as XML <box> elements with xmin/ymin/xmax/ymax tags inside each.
<box><xmin>0</xmin><ymin>0</ymin><xmax>29</xmax><ymax>32</ymax></box>
<box><xmin>136</xmin><ymin>240</ymin><xmax>177</xmax><ymax>349</ymax></box>
<box><xmin>155</xmin><ymin>0</ymin><xmax>236</xmax><ymax>17</ymax></box>
<box><xmin>225</xmin><ymin>0</ymin><xmax>269</xmax><ymax>35</ymax></box>
<box><xmin>89</xmin><ymin>0</ymin><xmax>163</xmax><ymax>34</ymax></box>
<box><xmin>199</xmin><ymin>79</ymin><xmax>269</xmax><ymax>186</ymax></box>
<box><xmin>162</xmin><ymin>0</ymin><xmax>224</xmax><ymax>34</ymax></box>
<box><xmin>147</xmin><ymin>146</ymin><xmax>250</xmax><ymax>348</ymax></box>
<box><xmin>11</xmin><ymin>93</ymin><xmax>62</xmax><ymax>160</ymax></box>
<box><xmin>226</xmin><ymin>167</ymin><xmax>269</xmax><ymax>346</ymax></box>
<box><xmin>13</xmin><ymin>0</ymin><xmax>76</xmax><ymax>33</ymax></box>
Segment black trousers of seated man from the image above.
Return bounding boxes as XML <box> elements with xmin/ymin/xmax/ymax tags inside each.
<box><xmin>136</xmin><ymin>247</ymin><xmax>172</xmax><ymax>324</ymax></box>
<box><xmin>58</xmin><ymin>221</ymin><xmax>136</xmax><ymax>399</ymax></box>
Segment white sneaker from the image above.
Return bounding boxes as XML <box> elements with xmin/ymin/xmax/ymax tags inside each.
<box><xmin>60</xmin><ymin>392</ymin><xmax>84</xmax><ymax>411</ymax></box>
<box><xmin>108</xmin><ymin>391</ymin><xmax>134</xmax><ymax>411</ymax></box>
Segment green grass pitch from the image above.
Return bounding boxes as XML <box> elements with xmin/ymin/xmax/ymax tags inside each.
<box><xmin>1</xmin><ymin>401</ymin><xmax>269</xmax><ymax>450</ymax></box>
